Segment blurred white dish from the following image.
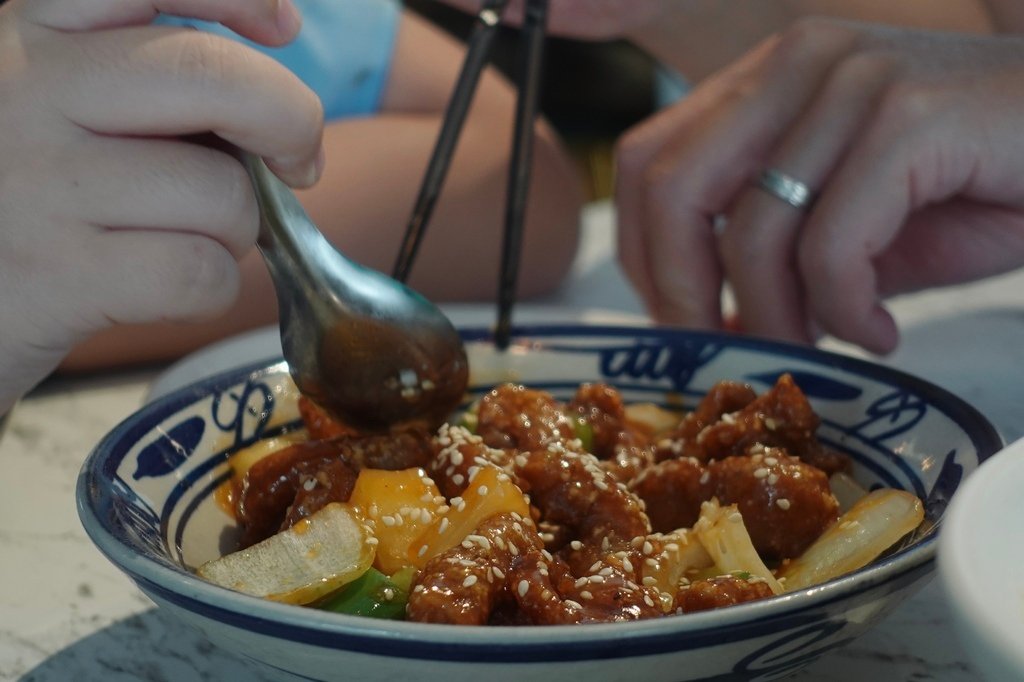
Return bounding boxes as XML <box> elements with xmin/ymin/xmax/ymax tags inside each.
<box><xmin>939</xmin><ymin>436</ymin><xmax>1024</xmax><ymax>680</ymax></box>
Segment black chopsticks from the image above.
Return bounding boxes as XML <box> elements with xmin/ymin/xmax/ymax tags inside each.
<box><xmin>391</xmin><ymin>0</ymin><xmax>510</xmax><ymax>283</ymax></box>
<box><xmin>392</xmin><ymin>0</ymin><xmax>550</xmax><ymax>351</ymax></box>
<box><xmin>494</xmin><ymin>0</ymin><xmax>548</xmax><ymax>350</ymax></box>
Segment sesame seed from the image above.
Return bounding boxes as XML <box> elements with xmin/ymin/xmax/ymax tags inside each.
<box><xmin>365</xmin><ymin>537</ymin><xmax>379</xmax><ymax>546</ymax></box>
<box><xmin>575</xmin><ymin>577</ymin><xmax>589</xmax><ymax>588</ymax></box>
<box><xmin>565</xmin><ymin>600</ymin><xmax>583</xmax><ymax>611</ymax></box>
<box><xmin>518</xmin><ymin>580</ymin><xmax>529</xmax><ymax>597</ymax></box>
<box><xmin>493</xmin><ymin>567</ymin><xmax>505</xmax><ymax>580</ymax></box>
<box><xmin>463</xmin><ymin>575</ymin><xmax>478</xmax><ymax>588</ymax></box>
<box><xmin>381</xmin><ymin>515</ymin><xmax>396</xmax><ymax>527</ymax></box>
<box><xmin>570</xmin><ymin>540</ymin><xmax>583</xmax><ymax>551</ymax></box>
<box><xmin>450</xmin><ymin>450</ymin><xmax>464</xmax><ymax>466</ymax></box>
<box><xmin>699</xmin><ymin>471</ymin><xmax>710</xmax><ymax>485</ymax></box>
<box><xmin>452</xmin><ymin>474</ymin><xmax>465</xmax><ymax>486</ymax></box>
<box><xmin>589</xmin><ymin>561</ymin><xmax>603</xmax><ymax>573</ymax></box>
<box><xmin>478</xmin><ymin>485</ymin><xmax>489</xmax><ymax>496</ymax></box>
<box><xmin>622</xmin><ymin>558</ymin><xmax>634</xmax><ymax>573</ymax></box>
<box><xmin>642</xmin><ymin>541</ymin><xmax>654</xmax><ymax>555</ymax></box>
<box><xmin>767</xmin><ymin>473</ymin><xmax>780</xmax><ymax>485</ymax></box>
<box><xmin>644</xmin><ymin>595</ymin><xmax>656</xmax><ymax>608</ymax></box>
<box><xmin>418</xmin><ymin>544</ymin><xmax>429</xmax><ymax>557</ymax></box>
<box><xmin>383</xmin><ymin>588</ymin><xmax>395</xmax><ymax>601</ymax></box>
<box><xmin>753</xmin><ymin>467</ymin><xmax>769</xmax><ymax>479</ymax></box>
<box><xmin>776</xmin><ymin>498</ymin><xmax>791</xmax><ymax>510</ymax></box>
<box><xmin>439</xmin><ymin>518</ymin><xmax>450</xmax><ymax>534</ymax></box>
<box><xmin>642</xmin><ymin>576</ymin><xmax>658</xmax><ymax>586</ymax></box>
<box><xmin>580</xmin><ymin>591</ymin><xmax>593</xmax><ymax>600</ymax></box>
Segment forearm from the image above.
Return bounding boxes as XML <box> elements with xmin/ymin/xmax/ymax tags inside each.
<box><xmin>292</xmin><ymin>114</ymin><xmax>583</xmax><ymax>302</ymax></box>
<box><xmin>627</xmin><ymin>0</ymin><xmax>994</xmax><ymax>82</ymax></box>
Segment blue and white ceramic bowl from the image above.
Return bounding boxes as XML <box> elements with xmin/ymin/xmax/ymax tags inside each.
<box><xmin>78</xmin><ymin>325</ymin><xmax>1001</xmax><ymax>682</ymax></box>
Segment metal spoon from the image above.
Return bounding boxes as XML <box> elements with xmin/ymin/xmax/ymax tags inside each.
<box><xmin>242</xmin><ymin>154</ymin><xmax>468</xmax><ymax>433</ymax></box>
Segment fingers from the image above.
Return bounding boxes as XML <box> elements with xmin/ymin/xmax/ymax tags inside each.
<box><xmin>80</xmin><ymin>229</ymin><xmax>243</xmax><ymax>325</ymax></box>
<box><xmin>0</xmin><ymin>135</ymin><xmax>259</xmax><ymax>329</ymax></box>
<box><xmin>55</xmin><ymin>27</ymin><xmax>323</xmax><ymax>187</ymax></box>
<box><xmin>16</xmin><ymin>0</ymin><xmax>302</xmax><ymax>45</ymax></box>
<box><xmin>616</xmin><ymin>34</ymin><xmax>784</xmax><ymax>323</ymax></box>
<box><xmin>793</xmin><ymin>89</ymin><xmax>953</xmax><ymax>354</ymax></box>
<box><xmin>616</xmin><ymin>23</ymin><xmax>852</xmax><ymax>328</ymax></box>
<box><xmin>40</xmin><ymin>137</ymin><xmax>259</xmax><ymax>258</ymax></box>
<box><xmin>719</xmin><ymin>48</ymin><xmax>897</xmax><ymax>346</ymax></box>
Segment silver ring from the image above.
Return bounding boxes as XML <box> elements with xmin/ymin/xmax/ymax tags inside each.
<box><xmin>756</xmin><ymin>168</ymin><xmax>816</xmax><ymax>209</ymax></box>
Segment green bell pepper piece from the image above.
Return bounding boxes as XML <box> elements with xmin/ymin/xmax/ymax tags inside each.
<box><xmin>316</xmin><ymin>566</ymin><xmax>415</xmax><ymax>620</ymax></box>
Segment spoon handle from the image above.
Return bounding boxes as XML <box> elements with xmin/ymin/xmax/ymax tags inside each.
<box><xmin>242</xmin><ymin>154</ymin><xmax>362</xmax><ymax>299</ymax></box>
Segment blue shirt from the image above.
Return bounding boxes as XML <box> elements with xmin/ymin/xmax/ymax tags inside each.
<box><xmin>157</xmin><ymin>0</ymin><xmax>400</xmax><ymax>120</ymax></box>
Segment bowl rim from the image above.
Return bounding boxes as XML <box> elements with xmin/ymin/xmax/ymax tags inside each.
<box><xmin>78</xmin><ymin>324</ymin><xmax>1003</xmax><ymax>656</ymax></box>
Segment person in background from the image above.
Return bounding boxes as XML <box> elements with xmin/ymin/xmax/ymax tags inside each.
<box><xmin>441</xmin><ymin>1</ymin><xmax>1024</xmax><ymax>355</ymax></box>
<box><xmin>59</xmin><ymin>0</ymin><xmax>586</xmax><ymax>371</ymax></box>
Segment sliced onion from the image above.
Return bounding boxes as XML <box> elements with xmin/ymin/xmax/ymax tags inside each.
<box><xmin>694</xmin><ymin>499</ymin><xmax>784</xmax><ymax>595</ymax></box>
<box><xmin>623</xmin><ymin>402</ymin><xmax>683</xmax><ymax>437</ymax></box>
<box><xmin>829</xmin><ymin>471</ymin><xmax>870</xmax><ymax>514</ymax></box>
<box><xmin>778</xmin><ymin>488</ymin><xmax>924</xmax><ymax>592</ymax></box>
<box><xmin>197</xmin><ymin>502</ymin><xmax>374</xmax><ymax>604</ymax></box>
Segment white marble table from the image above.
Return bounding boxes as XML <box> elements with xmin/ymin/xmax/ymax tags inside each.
<box><xmin>3</xmin><ymin>201</ymin><xmax>1023</xmax><ymax>681</ymax></box>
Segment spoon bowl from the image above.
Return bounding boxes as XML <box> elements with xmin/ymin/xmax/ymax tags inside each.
<box><xmin>244</xmin><ymin>154</ymin><xmax>468</xmax><ymax>432</ymax></box>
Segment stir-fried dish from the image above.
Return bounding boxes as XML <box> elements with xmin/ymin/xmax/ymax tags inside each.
<box><xmin>197</xmin><ymin>374</ymin><xmax>924</xmax><ymax>624</ymax></box>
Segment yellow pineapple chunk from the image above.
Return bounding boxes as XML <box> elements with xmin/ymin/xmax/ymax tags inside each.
<box><xmin>408</xmin><ymin>466</ymin><xmax>530</xmax><ymax>567</ymax></box>
<box><xmin>349</xmin><ymin>468</ymin><xmax>446</xmax><ymax>575</ymax></box>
